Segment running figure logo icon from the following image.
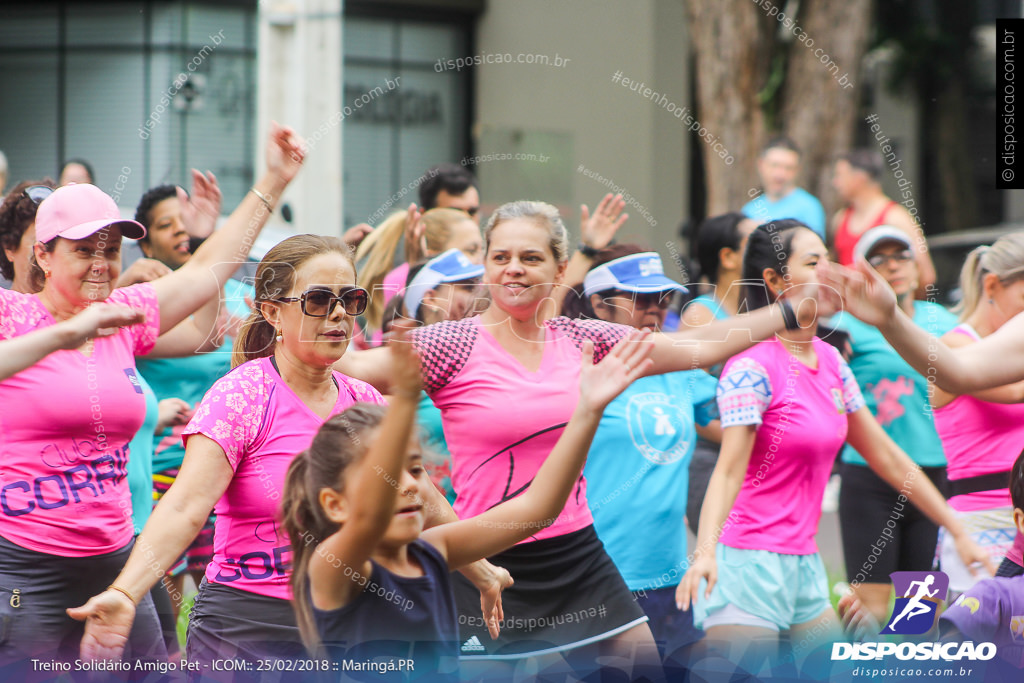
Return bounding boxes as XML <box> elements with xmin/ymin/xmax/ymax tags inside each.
<box><xmin>882</xmin><ymin>571</ymin><xmax>949</xmax><ymax>635</ymax></box>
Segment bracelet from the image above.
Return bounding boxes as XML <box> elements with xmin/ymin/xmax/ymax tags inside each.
<box><xmin>249</xmin><ymin>187</ymin><xmax>274</xmax><ymax>213</ymax></box>
<box><xmin>108</xmin><ymin>584</ymin><xmax>138</xmax><ymax>605</ymax></box>
<box><xmin>779</xmin><ymin>300</ymin><xmax>800</xmax><ymax>330</ymax></box>
<box><xmin>577</xmin><ymin>243</ymin><xmax>600</xmax><ymax>259</ymax></box>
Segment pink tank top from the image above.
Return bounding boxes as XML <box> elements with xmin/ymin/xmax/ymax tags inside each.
<box><xmin>933</xmin><ymin>324</ymin><xmax>1024</xmax><ymax>511</ymax></box>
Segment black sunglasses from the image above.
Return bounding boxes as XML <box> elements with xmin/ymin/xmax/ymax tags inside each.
<box><xmin>24</xmin><ymin>185</ymin><xmax>54</xmax><ymax>205</ymax></box>
<box><xmin>273</xmin><ymin>287</ymin><xmax>369</xmax><ymax>317</ymax></box>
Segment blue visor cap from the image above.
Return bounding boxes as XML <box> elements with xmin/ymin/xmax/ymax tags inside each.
<box><xmin>583</xmin><ymin>252</ymin><xmax>688</xmax><ymax>296</ymax></box>
<box><xmin>405</xmin><ymin>248</ymin><xmax>485</xmax><ymax>318</ymax></box>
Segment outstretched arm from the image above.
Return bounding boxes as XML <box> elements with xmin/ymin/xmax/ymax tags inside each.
<box><xmin>422</xmin><ymin>330</ymin><xmax>654</xmax><ymax>568</ymax></box>
<box><xmin>820</xmin><ymin>260</ymin><xmax>1024</xmax><ymax>392</ymax></box>
<box><xmin>151</xmin><ymin>123</ymin><xmax>305</xmax><ymax>334</ymax></box>
<box><xmin>1</xmin><ymin>304</ymin><xmax>145</xmax><ymax>381</ymax></box>
<box><xmin>68</xmin><ymin>434</ymin><xmax>235</xmax><ymax>660</ymax></box>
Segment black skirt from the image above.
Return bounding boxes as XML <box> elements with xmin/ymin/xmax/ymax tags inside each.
<box><xmin>452</xmin><ymin>525</ymin><xmax>647</xmax><ymax>659</ymax></box>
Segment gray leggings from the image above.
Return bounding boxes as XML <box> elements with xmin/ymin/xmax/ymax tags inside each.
<box><xmin>0</xmin><ymin>534</ymin><xmax>165</xmax><ymax>681</ymax></box>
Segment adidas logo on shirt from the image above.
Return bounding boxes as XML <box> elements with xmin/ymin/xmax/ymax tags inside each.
<box><xmin>461</xmin><ymin>635</ymin><xmax>486</xmax><ymax>652</ymax></box>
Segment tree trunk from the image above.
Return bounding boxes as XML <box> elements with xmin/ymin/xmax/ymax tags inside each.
<box><xmin>781</xmin><ymin>0</ymin><xmax>873</xmax><ymax>215</ymax></box>
<box><xmin>683</xmin><ymin>0</ymin><xmax>778</xmax><ymax>214</ymax></box>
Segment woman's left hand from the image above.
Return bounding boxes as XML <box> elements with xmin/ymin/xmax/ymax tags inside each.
<box><xmin>266</xmin><ymin>121</ymin><xmax>307</xmax><ymax>184</ymax></box>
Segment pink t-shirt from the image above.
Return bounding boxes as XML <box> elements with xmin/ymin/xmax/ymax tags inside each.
<box><xmin>412</xmin><ymin>315</ymin><xmax>630</xmax><ymax>542</ymax></box>
<box><xmin>716</xmin><ymin>337</ymin><xmax>864</xmax><ymax>555</ymax></box>
<box><xmin>183</xmin><ymin>356</ymin><xmax>384</xmax><ymax>599</ymax></box>
<box><xmin>0</xmin><ymin>284</ymin><xmax>160</xmax><ymax>556</ymax></box>
<box><xmin>934</xmin><ymin>324</ymin><xmax>1024</xmax><ymax>512</ymax></box>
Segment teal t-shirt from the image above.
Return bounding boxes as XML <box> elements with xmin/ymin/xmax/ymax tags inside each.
<box><xmin>584</xmin><ymin>370</ymin><xmax>718</xmax><ymax>591</ymax></box>
<box><xmin>136</xmin><ymin>278</ymin><xmax>253</xmax><ymax>473</ymax></box>
<box><xmin>127</xmin><ymin>374</ymin><xmax>160</xmax><ymax>533</ymax></box>
<box><xmin>742</xmin><ymin>187</ymin><xmax>827</xmax><ymax>240</ymax></box>
<box><xmin>417</xmin><ymin>391</ymin><xmax>454</xmax><ymax>504</ymax></box>
<box><xmin>833</xmin><ymin>301</ymin><xmax>959</xmax><ymax>467</ymax></box>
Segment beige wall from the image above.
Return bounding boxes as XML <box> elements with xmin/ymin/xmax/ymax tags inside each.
<box><xmin>474</xmin><ymin>0</ymin><xmax>690</xmax><ymax>275</ymax></box>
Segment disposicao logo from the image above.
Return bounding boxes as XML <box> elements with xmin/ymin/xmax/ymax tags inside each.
<box><xmin>882</xmin><ymin>571</ymin><xmax>949</xmax><ymax>635</ymax></box>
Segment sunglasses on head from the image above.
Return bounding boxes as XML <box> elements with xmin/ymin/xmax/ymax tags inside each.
<box><xmin>24</xmin><ymin>186</ymin><xmax>54</xmax><ymax>205</ymax></box>
<box><xmin>273</xmin><ymin>286</ymin><xmax>369</xmax><ymax>317</ymax></box>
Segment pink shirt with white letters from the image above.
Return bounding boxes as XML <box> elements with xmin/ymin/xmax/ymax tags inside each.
<box><xmin>183</xmin><ymin>356</ymin><xmax>384</xmax><ymax>599</ymax></box>
<box><xmin>0</xmin><ymin>284</ymin><xmax>160</xmax><ymax>556</ymax></box>
<box><xmin>412</xmin><ymin>315</ymin><xmax>630</xmax><ymax>542</ymax></box>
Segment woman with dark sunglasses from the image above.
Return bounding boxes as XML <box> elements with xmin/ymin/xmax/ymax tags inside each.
<box><xmin>0</xmin><ymin>179</ymin><xmax>58</xmax><ymax>293</ymax></box>
<box><xmin>0</xmin><ymin>123</ymin><xmax>305</xmax><ymax>676</ymax></box>
<box><xmin>71</xmin><ymin>234</ymin><xmax>511</xmax><ymax>681</ymax></box>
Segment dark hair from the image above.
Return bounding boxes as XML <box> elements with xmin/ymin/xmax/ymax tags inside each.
<box><xmin>838</xmin><ymin>149</ymin><xmax>883</xmax><ymax>182</ymax></box>
<box><xmin>0</xmin><ymin>178</ymin><xmax>57</xmax><ymax>281</ymax></box>
<box><xmin>740</xmin><ymin>219</ymin><xmax>817</xmax><ymax>310</ymax></box>
<box><xmin>1012</xmin><ymin>450</ymin><xmax>1024</xmax><ymax>513</ymax></box>
<box><xmin>60</xmin><ymin>158</ymin><xmax>95</xmax><ymax>184</ymax></box>
<box><xmin>418</xmin><ymin>164</ymin><xmax>478</xmax><ymax>210</ymax></box>
<box><xmin>134</xmin><ymin>185</ymin><xmax>178</xmax><ymax>243</ymax></box>
<box><xmin>233</xmin><ymin>234</ymin><xmax>354</xmax><ymax>367</ymax></box>
<box><xmin>281</xmin><ymin>403</ymin><xmax>389</xmax><ymax>654</ymax></box>
<box><xmin>693</xmin><ymin>212</ymin><xmax>749</xmax><ymax>283</ymax></box>
<box><xmin>761</xmin><ymin>136</ymin><xmax>801</xmax><ymax>157</ymax></box>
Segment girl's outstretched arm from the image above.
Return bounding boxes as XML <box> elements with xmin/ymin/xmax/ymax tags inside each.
<box><xmin>307</xmin><ymin>330</ymin><xmax>423</xmax><ymax>610</ymax></box>
<box><xmin>421</xmin><ymin>329</ymin><xmax>654</xmax><ymax>570</ymax></box>
<box><xmin>820</xmin><ymin>259</ymin><xmax>1024</xmax><ymax>392</ymax></box>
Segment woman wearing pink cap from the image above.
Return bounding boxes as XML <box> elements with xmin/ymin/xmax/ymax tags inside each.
<box><xmin>0</xmin><ymin>123</ymin><xmax>306</xmax><ymax>674</ymax></box>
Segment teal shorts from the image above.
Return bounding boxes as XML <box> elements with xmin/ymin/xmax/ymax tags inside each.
<box><xmin>693</xmin><ymin>545</ymin><xmax>831</xmax><ymax>631</ymax></box>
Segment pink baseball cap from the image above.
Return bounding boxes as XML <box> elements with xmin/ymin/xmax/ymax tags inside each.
<box><xmin>34</xmin><ymin>183</ymin><xmax>146</xmax><ymax>243</ymax></box>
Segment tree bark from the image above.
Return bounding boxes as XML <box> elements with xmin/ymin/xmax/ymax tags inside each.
<box><xmin>683</xmin><ymin>0</ymin><xmax>778</xmax><ymax>215</ymax></box>
<box><xmin>781</xmin><ymin>0</ymin><xmax>873</xmax><ymax>216</ymax></box>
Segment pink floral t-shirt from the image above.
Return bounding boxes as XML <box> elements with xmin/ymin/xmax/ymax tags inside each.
<box><xmin>183</xmin><ymin>356</ymin><xmax>384</xmax><ymax>599</ymax></box>
<box><xmin>411</xmin><ymin>316</ymin><xmax>630</xmax><ymax>543</ymax></box>
<box><xmin>0</xmin><ymin>284</ymin><xmax>160</xmax><ymax>556</ymax></box>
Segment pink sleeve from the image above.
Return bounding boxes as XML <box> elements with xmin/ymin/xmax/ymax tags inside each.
<box><xmin>341</xmin><ymin>374</ymin><xmax>388</xmax><ymax>405</ymax></box>
<box><xmin>545</xmin><ymin>317</ymin><xmax>631</xmax><ymax>363</ymax></box>
<box><xmin>0</xmin><ymin>290</ymin><xmax>15</xmax><ymax>339</ymax></box>
<box><xmin>182</xmin><ymin>363</ymin><xmax>269</xmax><ymax>471</ymax></box>
<box><xmin>410</xmin><ymin>319</ymin><xmax>478</xmax><ymax>394</ymax></box>
<box><xmin>107</xmin><ymin>283</ymin><xmax>161</xmax><ymax>355</ymax></box>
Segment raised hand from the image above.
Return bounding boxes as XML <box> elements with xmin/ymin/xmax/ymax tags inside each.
<box><xmin>388</xmin><ymin>321</ymin><xmax>423</xmax><ymax>399</ymax></box>
<box><xmin>179</xmin><ymin>169</ymin><xmax>222</xmax><ymax>239</ymax></box>
<box><xmin>67</xmin><ymin>590</ymin><xmax>136</xmax><ymax>661</ymax></box>
<box><xmin>578</xmin><ymin>329</ymin><xmax>653</xmax><ymax>414</ymax></box>
<box><xmin>343</xmin><ymin>223</ymin><xmax>375</xmax><ymax>252</ymax></box>
<box><xmin>266</xmin><ymin>121</ymin><xmax>307</xmax><ymax>184</ymax></box>
<box><xmin>403</xmin><ymin>204</ymin><xmax>427</xmax><ymax>264</ymax></box>
<box><xmin>580</xmin><ymin>193</ymin><xmax>628</xmax><ymax>252</ymax></box>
